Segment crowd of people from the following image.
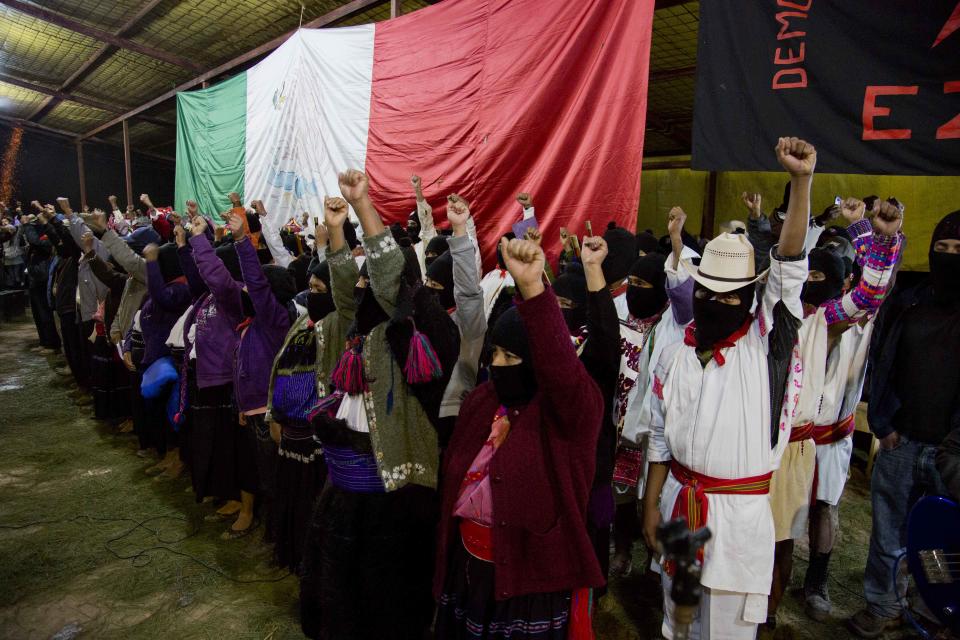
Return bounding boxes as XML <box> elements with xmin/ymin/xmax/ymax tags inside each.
<box><xmin>4</xmin><ymin>136</ymin><xmax>960</xmax><ymax>640</ymax></box>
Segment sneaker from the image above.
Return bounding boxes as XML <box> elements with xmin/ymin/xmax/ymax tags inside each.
<box><xmin>804</xmin><ymin>586</ymin><xmax>832</xmax><ymax>622</ymax></box>
<box><xmin>846</xmin><ymin>609</ymin><xmax>901</xmax><ymax>638</ymax></box>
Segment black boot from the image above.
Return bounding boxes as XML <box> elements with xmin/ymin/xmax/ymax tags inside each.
<box><xmin>804</xmin><ymin>551</ymin><xmax>832</xmax><ymax>621</ymax></box>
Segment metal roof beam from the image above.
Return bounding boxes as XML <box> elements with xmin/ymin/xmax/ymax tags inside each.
<box><xmin>0</xmin><ymin>71</ymin><xmax>172</xmax><ymax>127</ymax></box>
<box><xmin>649</xmin><ymin>65</ymin><xmax>696</xmax><ymax>83</ymax></box>
<box><xmin>0</xmin><ymin>115</ymin><xmax>174</xmax><ymax>162</ymax></box>
<box><xmin>79</xmin><ymin>0</ymin><xmax>388</xmax><ymax>140</ymax></box>
<box><xmin>0</xmin><ymin>0</ymin><xmax>203</xmax><ymax>72</ymax></box>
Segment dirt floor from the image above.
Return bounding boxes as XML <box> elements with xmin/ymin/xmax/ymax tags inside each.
<box><xmin>0</xmin><ymin>317</ymin><xmax>921</xmax><ymax>639</ymax></box>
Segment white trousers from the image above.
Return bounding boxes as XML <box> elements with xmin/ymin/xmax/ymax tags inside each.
<box><xmin>660</xmin><ymin>572</ymin><xmax>764</xmax><ymax>640</ymax></box>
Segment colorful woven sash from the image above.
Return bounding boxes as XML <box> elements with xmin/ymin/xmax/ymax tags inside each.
<box><xmin>811</xmin><ymin>414</ymin><xmax>855</xmax><ymax>446</ymax></box>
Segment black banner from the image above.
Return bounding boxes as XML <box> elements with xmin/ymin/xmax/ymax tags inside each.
<box><xmin>692</xmin><ymin>1</ymin><xmax>960</xmax><ymax>175</ymax></box>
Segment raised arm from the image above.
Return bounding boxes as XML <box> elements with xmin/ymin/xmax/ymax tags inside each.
<box><xmin>174</xmin><ymin>224</ymin><xmax>207</xmax><ymax>298</ymax></box>
<box><xmin>447</xmin><ymin>195</ymin><xmax>486</xmax><ymax>342</ymax></box>
<box><xmin>505</xmin><ymin>237</ymin><xmax>604</xmax><ymax>440</ymax></box>
<box><xmin>323</xmin><ymin>196</ymin><xmax>359</xmax><ymax>323</ymax></box>
<box><xmin>233</xmin><ymin>219</ymin><xmax>289</xmax><ymax>328</ymax></box>
<box><xmin>252</xmin><ymin>200</ymin><xmax>293</xmax><ymax>268</ymax></box>
<box><xmin>143</xmin><ymin>243</ymin><xmax>190</xmax><ymax>312</ymax></box>
<box><xmin>411</xmin><ymin>175</ymin><xmax>436</xmax><ymax>244</ymax></box>
<box><xmin>580</xmin><ymin>235</ymin><xmax>621</xmax><ymax>380</ymax></box>
<box><xmin>188</xmin><ymin>226</ymin><xmax>243</xmax><ymax>319</ymax></box>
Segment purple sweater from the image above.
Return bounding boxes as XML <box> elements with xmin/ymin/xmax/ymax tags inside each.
<box><xmin>189</xmin><ymin>234</ymin><xmax>242</xmax><ymax>389</ymax></box>
<box><xmin>234</xmin><ymin>237</ymin><xmax>291</xmax><ymax>412</ymax></box>
<box><xmin>141</xmin><ymin>262</ymin><xmax>191</xmax><ymax>368</ymax></box>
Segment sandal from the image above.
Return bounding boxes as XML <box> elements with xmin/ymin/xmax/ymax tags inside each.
<box><xmin>221</xmin><ymin>518</ymin><xmax>259</xmax><ymax>540</ymax></box>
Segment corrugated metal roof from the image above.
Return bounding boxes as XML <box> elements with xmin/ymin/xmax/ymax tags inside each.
<box><xmin>0</xmin><ymin>0</ymin><xmax>699</xmax><ymax>155</ymax></box>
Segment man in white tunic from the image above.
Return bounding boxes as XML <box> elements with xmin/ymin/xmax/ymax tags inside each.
<box><xmin>642</xmin><ymin>137</ymin><xmax>816</xmax><ymax>639</ymax></box>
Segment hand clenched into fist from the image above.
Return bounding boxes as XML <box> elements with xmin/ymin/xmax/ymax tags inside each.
<box><xmin>775</xmin><ymin>137</ymin><xmax>817</xmax><ymax>178</ymax></box>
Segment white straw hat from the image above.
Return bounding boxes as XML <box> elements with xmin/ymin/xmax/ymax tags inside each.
<box><xmin>681</xmin><ymin>232</ymin><xmax>767</xmax><ymax>293</ymax></box>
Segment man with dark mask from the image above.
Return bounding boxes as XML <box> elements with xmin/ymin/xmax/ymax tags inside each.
<box><xmin>425</xmin><ymin>249</ymin><xmax>456</xmax><ymax>311</ymax></box>
<box><xmin>614</xmin><ymin>207</ymin><xmax>697</xmax><ymax>578</ymax></box>
<box><xmin>552</xmin><ymin>262</ymin><xmax>588</xmax><ymax>333</ymax></box>
<box><xmin>764</xmin><ymin>196</ymin><xmax>903</xmax><ymax>631</ymax></box>
<box><xmin>849</xmin><ymin>208</ymin><xmax>960</xmax><ymax>638</ymax></box>
<box><xmin>423</xmin><ymin>235</ymin><xmax>449</xmax><ymax>269</ymax></box>
<box><xmin>643</xmin><ymin>137</ymin><xmax>816</xmax><ymax>639</ymax></box>
<box><xmin>304</xmin><ymin>260</ymin><xmax>334</xmax><ymax>322</ymax></box>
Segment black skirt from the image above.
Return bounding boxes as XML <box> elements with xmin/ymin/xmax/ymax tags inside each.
<box><xmin>273</xmin><ymin>423</ymin><xmax>325</xmax><ymax>573</ymax></box>
<box><xmin>299</xmin><ymin>481</ymin><xmax>438</xmax><ymax>640</ymax></box>
<box><xmin>90</xmin><ymin>335</ymin><xmax>130</xmax><ymax>421</ymax></box>
<box><xmin>436</xmin><ymin>538</ymin><xmax>572</xmax><ymax>640</ymax></box>
<box><xmin>188</xmin><ymin>380</ymin><xmax>239</xmax><ymax>501</ymax></box>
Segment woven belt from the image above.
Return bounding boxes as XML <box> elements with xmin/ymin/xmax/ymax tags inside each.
<box><xmin>811</xmin><ymin>414</ymin><xmax>856</xmax><ymax>446</ymax></box>
<box><xmin>790</xmin><ymin>422</ymin><xmax>815</xmax><ymax>443</ymax></box>
<box><xmin>323</xmin><ymin>445</ymin><xmax>384</xmax><ymax>493</ymax></box>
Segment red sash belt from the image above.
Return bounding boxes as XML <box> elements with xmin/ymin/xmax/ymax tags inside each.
<box><xmin>811</xmin><ymin>414</ymin><xmax>855</xmax><ymax>446</ymax></box>
<box><xmin>790</xmin><ymin>422</ymin><xmax>815</xmax><ymax>443</ymax></box>
<box><xmin>459</xmin><ymin>518</ymin><xmax>494</xmax><ymax>562</ymax></box>
<box><xmin>663</xmin><ymin>462</ymin><xmax>772</xmax><ymax>574</ymax></box>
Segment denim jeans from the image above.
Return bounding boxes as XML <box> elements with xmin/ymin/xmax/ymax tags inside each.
<box><xmin>863</xmin><ymin>433</ymin><xmax>948</xmax><ymax>618</ymax></box>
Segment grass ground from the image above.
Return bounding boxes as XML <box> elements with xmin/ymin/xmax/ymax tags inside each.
<box><xmin>0</xmin><ymin>318</ymin><xmax>918</xmax><ymax>639</ymax></box>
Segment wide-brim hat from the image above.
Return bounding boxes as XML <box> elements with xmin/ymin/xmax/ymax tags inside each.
<box><xmin>681</xmin><ymin>231</ymin><xmax>767</xmax><ymax>293</ymax></box>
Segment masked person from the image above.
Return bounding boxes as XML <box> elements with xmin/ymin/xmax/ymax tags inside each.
<box><xmin>765</xmin><ymin>197</ymin><xmax>903</xmax><ymax>631</ymax></box>
<box><xmin>434</xmin><ymin>235</ymin><xmax>605</xmax><ymax>639</ymax></box>
<box><xmin>614</xmin><ymin>207</ymin><xmax>697</xmax><ymax>578</ymax></box>
<box><xmin>848</xmin><ymin>208</ymin><xmax>960</xmax><ymax>639</ymax></box>
<box><xmin>298</xmin><ymin>173</ymin><xmax>456</xmax><ymax>640</ymax></box>
<box><xmin>642</xmin><ymin>137</ymin><xmax>816</xmax><ymax>639</ymax></box>
<box><xmin>264</xmin><ymin>258</ymin><xmax>333</xmax><ymax>573</ymax></box>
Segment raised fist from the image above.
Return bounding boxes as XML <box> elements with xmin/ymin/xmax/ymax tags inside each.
<box><xmin>516</xmin><ymin>192</ymin><xmax>533</xmax><ymax>209</ymax></box>
<box><xmin>108</xmin><ymin>195</ymin><xmax>118</xmax><ymax>206</ymax></box>
<box><xmin>251</xmin><ymin>200</ymin><xmax>266</xmax><ymax>216</ymax></box>
<box><xmin>56</xmin><ymin>197</ymin><xmax>71</xmax><ymax>214</ymax></box>
<box><xmin>228</xmin><ymin>213</ymin><xmax>246</xmax><ymax>239</ymax></box>
<box><xmin>142</xmin><ymin>243</ymin><xmax>160</xmax><ymax>262</ymax></box>
<box><xmin>174</xmin><ymin>224</ymin><xmax>187</xmax><ymax>248</ymax></box>
<box><xmin>185</xmin><ymin>199</ymin><xmax>199</xmax><ymax>218</ymax></box>
<box><xmin>338</xmin><ymin>170</ymin><xmax>369</xmax><ymax>204</ymax></box>
<box><xmin>324</xmin><ymin>196</ymin><xmax>349</xmax><ymax>229</ymax></box>
<box><xmin>83</xmin><ymin>209</ymin><xmax>107</xmax><ymax>233</ymax></box>
<box><xmin>872</xmin><ymin>199</ymin><xmax>904</xmax><ymax>237</ymax></box>
<box><xmin>840</xmin><ymin>197</ymin><xmax>865</xmax><ymax>224</ymax></box>
<box><xmin>499</xmin><ymin>236</ymin><xmax>544</xmax><ymax>291</ymax></box>
<box><xmin>775</xmin><ymin>137</ymin><xmax>817</xmax><ymax>177</ymax></box>
<box><xmin>410</xmin><ymin>175</ymin><xmax>422</xmax><ymax>189</ymax></box>
<box><xmin>228</xmin><ymin>192</ymin><xmax>242</xmax><ymax>207</ymax></box>
<box><xmin>81</xmin><ymin>231</ymin><xmax>94</xmax><ymax>254</ymax></box>
<box><xmin>581</xmin><ymin>236</ymin><xmax>608</xmax><ymax>267</ymax></box>
<box><xmin>668</xmin><ymin>206</ymin><xmax>687</xmax><ymax>238</ymax></box>
<box><xmin>190</xmin><ymin>215</ymin><xmax>208</xmax><ymax>237</ymax></box>
<box><xmin>446</xmin><ymin>194</ymin><xmax>470</xmax><ymax>229</ymax></box>
<box><xmin>139</xmin><ymin>193</ymin><xmax>152</xmax><ymax>206</ymax></box>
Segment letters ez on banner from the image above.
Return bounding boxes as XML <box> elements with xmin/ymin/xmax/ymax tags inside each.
<box><xmin>175</xmin><ymin>0</ymin><xmax>656</xmax><ymax>269</ymax></box>
<box><xmin>692</xmin><ymin>1</ymin><xmax>960</xmax><ymax>175</ymax></box>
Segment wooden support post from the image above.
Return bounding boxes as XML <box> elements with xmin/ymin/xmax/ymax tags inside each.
<box><xmin>701</xmin><ymin>171</ymin><xmax>718</xmax><ymax>240</ymax></box>
<box><xmin>76</xmin><ymin>141</ymin><xmax>87</xmax><ymax>210</ymax></box>
<box><xmin>390</xmin><ymin>0</ymin><xmax>400</xmax><ymax>17</ymax></box>
<box><xmin>122</xmin><ymin>120</ymin><xmax>133</xmax><ymax>206</ymax></box>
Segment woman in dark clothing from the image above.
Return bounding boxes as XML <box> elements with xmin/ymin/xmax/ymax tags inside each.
<box><xmin>81</xmin><ymin>231</ymin><xmax>132</xmax><ymax>422</ymax></box>
<box><xmin>140</xmin><ymin>241</ymin><xmax>191</xmax><ymax>465</ymax></box>
<box><xmin>434</xmin><ymin>236</ymin><xmax>605</xmax><ymax>639</ymax></box>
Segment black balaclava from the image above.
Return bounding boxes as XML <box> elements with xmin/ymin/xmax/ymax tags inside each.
<box><xmin>352</xmin><ymin>261</ymin><xmax>390</xmax><ymax>337</ymax></box>
<box><xmin>602</xmin><ymin>224</ymin><xmax>636</xmax><ymax>284</ymax></box>
<box><xmin>246</xmin><ymin>212</ymin><xmax>262</xmax><ymax>235</ymax></box>
<box><xmin>390</xmin><ymin>222</ymin><xmax>412</xmax><ymax>248</ymax></box>
<box><xmin>802</xmin><ymin>248</ymin><xmax>845</xmax><ymax>308</ymax></box>
<box><xmin>636</xmin><ymin>231</ymin><xmax>660</xmax><ymax>256</ymax></box>
<box><xmin>496</xmin><ymin>232</ymin><xmax>516</xmax><ymax>271</ymax></box>
<box><xmin>489</xmin><ymin>306</ymin><xmax>537</xmax><ymax>407</ymax></box>
<box><xmin>157</xmin><ymin>242</ymin><xmax>183</xmax><ymax>283</ymax></box>
<box><xmin>692</xmin><ymin>282</ymin><xmax>755</xmax><ymax>349</ymax></box>
<box><xmin>263</xmin><ymin>264</ymin><xmax>297</xmax><ymax>305</ymax></box>
<box><xmin>552</xmin><ymin>263</ymin><xmax>587</xmax><ymax>333</ymax></box>
<box><xmin>215</xmin><ymin>242</ymin><xmax>243</xmax><ymax>281</ymax></box>
<box><xmin>930</xmin><ymin>210</ymin><xmax>960</xmax><ymax>303</ymax></box>
<box><xmin>407</xmin><ymin>210</ymin><xmax>422</xmax><ymax>243</ymax></box>
<box><xmin>425</xmin><ymin>250</ymin><xmax>455</xmax><ymax>310</ymax></box>
<box><xmin>424</xmin><ymin>235</ymin><xmax>449</xmax><ymax>268</ymax></box>
<box><xmin>626</xmin><ymin>254</ymin><xmax>668</xmax><ymax>320</ymax></box>
<box><xmin>307</xmin><ymin>261</ymin><xmax>334</xmax><ymax>321</ymax></box>
<box><xmin>816</xmin><ymin>228</ymin><xmax>856</xmax><ymax>282</ymax></box>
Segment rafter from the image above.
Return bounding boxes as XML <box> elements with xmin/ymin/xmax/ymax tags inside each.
<box><xmin>0</xmin><ymin>72</ymin><xmax>173</xmax><ymax>127</ymax></box>
<box><xmin>649</xmin><ymin>65</ymin><xmax>696</xmax><ymax>83</ymax></box>
<box><xmin>0</xmin><ymin>115</ymin><xmax>174</xmax><ymax>163</ymax></box>
<box><xmin>0</xmin><ymin>0</ymin><xmax>203</xmax><ymax>72</ymax></box>
<box><xmin>80</xmin><ymin>0</ymin><xmax>388</xmax><ymax>140</ymax></box>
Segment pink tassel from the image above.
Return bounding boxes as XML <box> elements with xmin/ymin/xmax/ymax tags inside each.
<box><xmin>307</xmin><ymin>391</ymin><xmax>344</xmax><ymax>422</ymax></box>
<box><xmin>331</xmin><ymin>338</ymin><xmax>368</xmax><ymax>394</ymax></box>
<box><xmin>404</xmin><ymin>328</ymin><xmax>443</xmax><ymax>384</ymax></box>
